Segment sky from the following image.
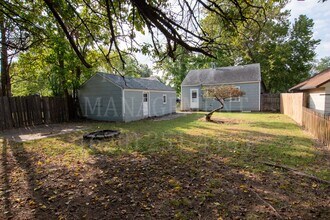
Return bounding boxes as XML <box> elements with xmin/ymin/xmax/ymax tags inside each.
<box><xmin>136</xmin><ymin>0</ymin><xmax>330</xmax><ymax>68</ymax></box>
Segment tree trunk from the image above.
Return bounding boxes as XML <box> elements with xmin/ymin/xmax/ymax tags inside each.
<box><xmin>205</xmin><ymin>99</ymin><xmax>224</xmax><ymax>121</ymax></box>
<box><xmin>205</xmin><ymin>106</ymin><xmax>223</xmax><ymax>121</ymax></box>
<box><xmin>58</xmin><ymin>49</ymin><xmax>66</xmax><ymax>94</ymax></box>
<box><xmin>0</xmin><ymin>12</ymin><xmax>11</xmax><ymax>97</ymax></box>
<box><xmin>73</xmin><ymin>66</ymin><xmax>83</xmax><ymax>119</ymax></box>
<box><xmin>58</xmin><ymin>47</ymin><xmax>70</xmax><ymax>121</ymax></box>
<box><xmin>73</xmin><ymin>66</ymin><xmax>81</xmax><ymax>100</ymax></box>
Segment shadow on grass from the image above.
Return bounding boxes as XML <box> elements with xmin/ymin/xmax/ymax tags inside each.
<box><xmin>0</xmin><ymin>133</ymin><xmax>95</xmax><ymax>219</ymax></box>
<box><xmin>1</xmin><ymin>113</ymin><xmax>330</xmax><ymax>219</ymax></box>
<box><xmin>1</xmin><ymin>139</ymin><xmax>12</xmax><ymax>219</ymax></box>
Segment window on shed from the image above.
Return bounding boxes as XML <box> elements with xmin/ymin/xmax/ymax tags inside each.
<box><xmin>163</xmin><ymin>94</ymin><xmax>167</xmax><ymax>104</ymax></box>
<box><xmin>143</xmin><ymin>93</ymin><xmax>148</xmax><ymax>102</ymax></box>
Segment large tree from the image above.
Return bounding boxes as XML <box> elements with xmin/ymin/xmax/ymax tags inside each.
<box><xmin>0</xmin><ymin>0</ymin><xmax>47</xmax><ymax>96</ymax></box>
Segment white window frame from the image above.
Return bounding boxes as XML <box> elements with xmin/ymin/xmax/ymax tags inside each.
<box><xmin>229</xmin><ymin>86</ymin><xmax>241</xmax><ymax>102</ymax></box>
<box><xmin>143</xmin><ymin>92</ymin><xmax>148</xmax><ymax>102</ymax></box>
<box><xmin>163</xmin><ymin>94</ymin><xmax>167</xmax><ymax>104</ymax></box>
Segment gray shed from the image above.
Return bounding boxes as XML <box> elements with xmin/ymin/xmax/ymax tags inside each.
<box><xmin>79</xmin><ymin>73</ymin><xmax>176</xmax><ymax>122</ymax></box>
<box><xmin>181</xmin><ymin>63</ymin><xmax>264</xmax><ymax>112</ymax></box>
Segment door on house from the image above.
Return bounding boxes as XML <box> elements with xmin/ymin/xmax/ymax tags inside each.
<box><xmin>190</xmin><ymin>89</ymin><xmax>199</xmax><ymax>109</ymax></box>
<box><xmin>143</xmin><ymin>92</ymin><xmax>149</xmax><ymax>117</ymax></box>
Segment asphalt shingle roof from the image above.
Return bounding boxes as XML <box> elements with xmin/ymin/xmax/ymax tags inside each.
<box><xmin>289</xmin><ymin>68</ymin><xmax>330</xmax><ymax>92</ymax></box>
<box><xmin>98</xmin><ymin>72</ymin><xmax>174</xmax><ymax>91</ymax></box>
<box><xmin>181</xmin><ymin>63</ymin><xmax>261</xmax><ymax>86</ymax></box>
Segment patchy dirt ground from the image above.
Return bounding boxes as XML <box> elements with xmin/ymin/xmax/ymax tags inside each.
<box><xmin>0</xmin><ymin>123</ymin><xmax>87</xmax><ymax>142</ymax></box>
<box><xmin>198</xmin><ymin>116</ymin><xmax>245</xmax><ymax>124</ymax></box>
<box><xmin>1</xmin><ymin>113</ymin><xmax>330</xmax><ymax>219</ymax></box>
<box><xmin>0</xmin><ymin>113</ymin><xmax>188</xmax><ymax>142</ymax></box>
<box><xmin>152</xmin><ymin>112</ymin><xmax>192</xmax><ymax>121</ymax></box>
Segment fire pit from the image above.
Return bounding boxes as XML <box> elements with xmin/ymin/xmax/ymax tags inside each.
<box><xmin>83</xmin><ymin>130</ymin><xmax>120</xmax><ymax>140</ymax></box>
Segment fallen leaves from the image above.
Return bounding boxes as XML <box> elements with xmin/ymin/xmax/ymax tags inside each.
<box><xmin>1</xmin><ymin>113</ymin><xmax>330</xmax><ymax>219</ymax></box>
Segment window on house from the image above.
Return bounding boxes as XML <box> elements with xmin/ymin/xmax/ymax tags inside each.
<box><xmin>192</xmin><ymin>91</ymin><xmax>197</xmax><ymax>99</ymax></box>
<box><xmin>229</xmin><ymin>86</ymin><xmax>241</xmax><ymax>102</ymax></box>
<box><xmin>163</xmin><ymin>94</ymin><xmax>167</xmax><ymax>104</ymax></box>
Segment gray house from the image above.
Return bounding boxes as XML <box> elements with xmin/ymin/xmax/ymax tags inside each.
<box><xmin>181</xmin><ymin>63</ymin><xmax>263</xmax><ymax>112</ymax></box>
<box><xmin>79</xmin><ymin>73</ymin><xmax>176</xmax><ymax>122</ymax></box>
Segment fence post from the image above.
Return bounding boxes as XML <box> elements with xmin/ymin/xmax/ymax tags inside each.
<box><xmin>3</xmin><ymin>96</ymin><xmax>13</xmax><ymax>129</ymax></box>
<box><xmin>303</xmin><ymin>93</ymin><xmax>308</xmax><ymax>107</ymax></box>
<box><xmin>35</xmin><ymin>95</ymin><xmax>43</xmax><ymax>125</ymax></box>
<box><xmin>42</xmin><ymin>97</ymin><xmax>51</xmax><ymax>124</ymax></box>
<box><xmin>64</xmin><ymin>96</ymin><xmax>69</xmax><ymax>122</ymax></box>
<box><xmin>9</xmin><ymin>97</ymin><xmax>17</xmax><ymax>127</ymax></box>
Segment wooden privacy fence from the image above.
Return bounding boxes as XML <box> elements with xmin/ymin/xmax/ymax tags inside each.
<box><xmin>302</xmin><ymin>107</ymin><xmax>330</xmax><ymax>145</ymax></box>
<box><xmin>261</xmin><ymin>93</ymin><xmax>280</xmax><ymax>112</ymax></box>
<box><xmin>281</xmin><ymin>92</ymin><xmax>330</xmax><ymax>145</ymax></box>
<box><xmin>280</xmin><ymin>93</ymin><xmax>305</xmax><ymax>125</ymax></box>
<box><xmin>0</xmin><ymin>95</ymin><xmax>70</xmax><ymax>131</ymax></box>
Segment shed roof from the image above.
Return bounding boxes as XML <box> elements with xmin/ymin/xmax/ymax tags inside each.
<box><xmin>97</xmin><ymin>72</ymin><xmax>174</xmax><ymax>91</ymax></box>
<box><xmin>181</xmin><ymin>63</ymin><xmax>261</xmax><ymax>86</ymax></box>
<box><xmin>289</xmin><ymin>68</ymin><xmax>330</xmax><ymax>92</ymax></box>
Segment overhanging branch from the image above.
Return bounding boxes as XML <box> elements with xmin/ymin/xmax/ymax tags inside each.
<box><xmin>43</xmin><ymin>0</ymin><xmax>92</xmax><ymax>68</ymax></box>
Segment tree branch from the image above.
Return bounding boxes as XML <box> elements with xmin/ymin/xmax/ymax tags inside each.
<box><xmin>43</xmin><ymin>0</ymin><xmax>91</xmax><ymax>68</ymax></box>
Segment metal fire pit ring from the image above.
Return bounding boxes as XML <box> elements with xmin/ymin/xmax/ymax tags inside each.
<box><xmin>83</xmin><ymin>130</ymin><xmax>120</xmax><ymax>140</ymax></box>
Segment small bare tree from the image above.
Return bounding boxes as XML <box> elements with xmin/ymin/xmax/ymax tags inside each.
<box><xmin>203</xmin><ymin>85</ymin><xmax>245</xmax><ymax>121</ymax></box>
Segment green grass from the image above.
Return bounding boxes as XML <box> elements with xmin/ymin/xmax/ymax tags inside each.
<box><xmin>6</xmin><ymin>112</ymin><xmax>330</xmax><ymax>180</ymax></box>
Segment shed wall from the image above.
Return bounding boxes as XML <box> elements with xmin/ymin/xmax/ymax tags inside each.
<box><xmin>123</xmin><ymin>90</ymin><xmax>176</xmax><ymax>122</ymax></box>
<box><xmin>123</xmin><ymin>90</ymin><xmax>144</xmax><ymax>122</ymax></box>
<box><xmin>149</xmin><ymin>92</ymin><xmax>176</xmax><ymax>117</ymax></box>
<box><xmin>78</xmin><ymin>74</ymin><xmax>123</xmax><ymax>121</ymax></box>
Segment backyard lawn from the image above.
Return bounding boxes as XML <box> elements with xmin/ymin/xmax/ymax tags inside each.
<box><xmin>1</xmin><ymin>112</ymin><xmax>329</xmax><ymax>219</ymax></box>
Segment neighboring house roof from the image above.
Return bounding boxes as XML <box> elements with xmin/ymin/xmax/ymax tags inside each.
<box><xmin>97</xmin><ymin>72</ymin><xmax>175</xmax><ymax>91</ymax></box>
<box><xmin>289</xmin><ymin>68</ymin><xmax>330</xmax><ymax>92</ymax></box>
<box><xmin>181</xmin><ymin>63</ymin><xmax>261</xmax><ymax>86</ymax></box>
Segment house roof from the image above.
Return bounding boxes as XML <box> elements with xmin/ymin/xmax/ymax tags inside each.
<box><xmin>181</xmin><ymin>63</ymin><xmax>261</xmax><ymax>86</ymax></box>
<box><xmin>97</xmin><ymin>72</ymin><xmax>175</xmax><ymax>91</ymax></box>
<box><xmin>289</xmin><ymin>68</ymin><xmax>330</xmax><ymax>92</ymax></box>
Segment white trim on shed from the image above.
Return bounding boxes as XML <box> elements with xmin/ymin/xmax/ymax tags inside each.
<box><xmin>122</xmin><ymin>89</ymin><xmax>125</xmax><ymax>116</ymax></box>
<box><xmin>258</xmin><ymin>81</ymin><xmax>261</xmax><ymax>111</ymax></box>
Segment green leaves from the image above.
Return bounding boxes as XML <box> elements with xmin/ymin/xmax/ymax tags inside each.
<box><xmin>314</xmin><ymin>56</ymin><xmax>330</xmax><ymax>73</ymax></box>
<box><xmin>200</xmin><ymin>2</ymin><xmax>320</xmax><ymax>93</ymax></box>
